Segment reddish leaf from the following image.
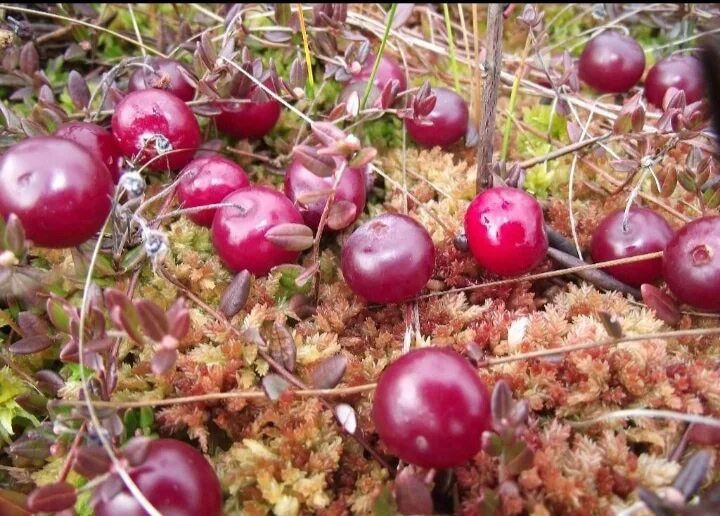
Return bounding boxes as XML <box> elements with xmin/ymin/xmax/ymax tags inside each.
<box><xmin>0</xmin><ymin>488</ymin><xmax>31</xmax><ymax>516</ymax></box>
<box><xmin>19</xmin><ymin>42</ymin><xmax>38</xmax><ymax>75</ymax></box>
<box><xmin>134</xmin><ymin>299</ymin><xmax>169</xmax><ymax>341</ymax></box>
<box><xmin>122</xmin><ymin>436</ymin><xmax>152</xmax><ymax>466</ymax></box>
<box><xmin>327</xmin><ymin>200</ymin><xmax>358</xmax><ymax>231</ymax></box>
<box><xmin>641</xmin><ymin>284</ymin><xmax>681</xmax><ymax>325</ymax></box>
<box><xmin>491</xmin><ymin>380</ymin><xmax>514</xmax><ymax>431</ymax></box>
<box><xmin>34</xmin><ymin>369</ymin><xmax>64</xmax><ymax>396</ymax></box>
<box><xmin>219</xmin><ymin>270</ymin><xmax>252</xmax><ymax>319</ymax></box>
<box><xmin>166</xmin><ymin>299</ymin><xmax>190</xmax><ymax>340</ymax></box>
<box><xmin>9</xmin><ymin>335</ymin><xmax>53</xmax><ymax>354</ymax></box>
<box><xmin>110</xmin><ymin>306</ymin><xmax>144</xmax><ymax>346</ymax></box>
<box><xmin>84</xmin><ymin>337</ymin><xmax>114</xmax><ymax>354</ymax></box>
<box><xmin>151</xmin><ymin>348</ymin><xmax>178</xmax><ymax>375</ymax></box>
<box><xmin>311</xmin><ymin>121</ymin><xmax>347</xmax><ymax>146</ymax></box>
<box><xmin>294</xmin><ymin>145</ymin><xmax>336</xmax><ymax>177</ymax></box>
<box><xmin>310</xmin><ymin>353</ymin><xmax>347</xmax><ymax>389</ymax></box>
<box><xmin>349</xmin><ymin>147</ymin><xmax>377</xmax><ymax>169</ymax></box>
<box><xmin>27</xmin><ymin>482</ymin><xmax>76</xmax><ymax>513</ymax></box>
<box><xmin>688</xmin><ymin>423</ymin><xmax>720</xmax><ymax>445</ymax></box>
<box><xmin>264</xmin><ymin>223</ymin><xmax>314</xmax><ymax>251</ymax></box>
<box><xmin>73</xmin><ymin>446</ymin><xmax>111</xmax><ymax>479</ymax></box>
<box><xmin>392</xmin><ymin>3</ymin><xmax>415</xmax><ymax>28</ymax></box>
<box><xmin>296</xmin><ymin>188</ymin><xmax>334</xmax><ymax>205</ymax></box>
<box><xmin>395</xmin><ymin>467</ymin><xmax>434</xmax><ymax>516</ymax></box>
<box><xmin>17</xmin><ymin>311</ymin><xmax>48</xmax><ymax>337</ymax></box>
<box><xmin>294</xmin><ymin>263</ymin><xmax>319</xmax><ymax>288</ymax></box>
<box><xmin>262</xmin><ymin>373</ymin><xmax>291</xmax><ymax>400</ymax></box>
<box><xmin>67</xmin><ymin>70</ymin><xmax>90</xmax><ymax>109</ymax></box>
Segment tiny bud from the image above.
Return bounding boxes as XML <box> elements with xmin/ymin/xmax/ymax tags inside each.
<box><xmin>0</xmin><ymin>249</ymin><xmax>18</xmax><ymax>267</ymax></box>
<box><xmin>119</xmin><ymin>171</ymin><xmax>146</xmax><ymax>198</ymax></box>
<box><xmin>349</xmin><ymin>61</ymin><xmax>361</xmax><ymax>74</ymax></box>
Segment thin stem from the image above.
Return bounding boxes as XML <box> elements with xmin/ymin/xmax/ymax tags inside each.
<box><xmin>126</xmin><ymin>4</ymin><xmax>146</xmax><ymax>57</ymax></box>
<box><xmin>572</xmin><ymin>409</ymin><xmax>720</xmax><ymax>429</ymax></box>
<box><xmin>500</xmin><ymin>30</ymin><xmax>532</xmax><ymax>161</ymax></box>
<box><xmin>296</xmin><ymin>4</ymin><xmax>315</xmax><ymax>92</ymax></box>
<box><xmin>476</xmin><ymin>3</ymin><xmax>504</xmax><ymax>192</ymax></box>
<box><xmin>442</xmin><ymin>3</ymin><xmax>461</xmax><ymax>92</ymax></box>
<box><xmin>361</xmin><ymin>3</ymin><xmax>397</xmax><ymax>110</ymax></box>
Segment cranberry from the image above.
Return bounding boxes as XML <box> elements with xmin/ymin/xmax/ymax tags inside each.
<box><xmin>0</xmin><ymin>137</ymin><xmax>114</xmax><ymax>248</ymax></box>
<box><xmin>590</xmin><ymin>207</ymin><xmax>674</xmax><ymax>287</ymax></box>
<box><xmin>644</xmin><ymin>54</ymin><xmax>704</xmax><ymax>108</ymax></box>
<box><xmin>93</xmin><ymin>439</ymin><xmax>222</xmax><ymax>516</ymax></box>
<box><xmin>578</xmin><ymin>32</ymin><xmax>646</xmax><ymax>93</ymax></box>
<box><xmin>372</xmin><ymin>347</ymin><xmax>491</xmax><ymax>469</ymax></box>
<box><xmin>128</xmin><ymin>57</ymin><xmax>196</xmax><ymax>102</ymax></box>
<box><xmin>663</xmin><ymin>216</ymin><xmax>720</xmax><ymax>312</ymax></box>
<box><xmin>464</xmin><ymin>187</ymin><xmax>548</xmax><ymax>276</ymax></box>
<box><xmin>112</xmin><ymin>89</ymin><xmax>201</xmax><ymax>172</ymax></box>
<box><xmin>55</xmin><ymin>121</ymin><xmax>124</xmax><ymax>183</ymax></box>
<box><xmin>177</xmin><ymin>156</ymin><xmax>250</xmax><ymax>227</ymax></box>
<box><xmin>405</xmin><ymin>87</ymin><xmax>469</xmax><ymax>148</ymax></box>
<box><xmin>214</xmin><ymin>85</ymin><xmax>281</xmax><ymax>140</ymax></box>
<box><xmin>212</xmin><ymin>186</ymin><xmax>304</xmax><ymax>276</ymax></box>
<box><xmin>283</xmin><ymin>157</ymin><xmax>367</xmax><ymax>231</ymax></box>
<box><xmin>352</xmin><ymin>53</ymin><xmax>407</xmax><ymax>92</ymax></box>
<box><xmin>341</xmin><ymin>213</ymin><xmax>435</xmax><ymax>304</ymax></box>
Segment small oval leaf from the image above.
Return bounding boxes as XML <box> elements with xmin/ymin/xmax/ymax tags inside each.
<box><xmin>641</xmin><ymin>284</ymin><xmax>681</xmax><ymax>325</ymax></box>
<box><xmin>67</xmin><ymin>70</ymin><xmax>90</xmax><ymax>110</ymax></box>
<box><xmin>262</xmin><ymin>373</ymin><xmax>291</xmax><ymax>401</ymax></box>
<box><xmin>27</xmin><ymin>482</ymin><xmax>76</xmax><ymax>514</ymax></box>
<box><xmin>327</xmin><ymin>200</ymin><xmax>358</xmax><ymax>231</ymax></box>
<box><xmin>395</xmin><ymin>467</ymin><xmax>434</xmax><ymax>516</ymax></box>
<box><xmin>219</xmin><ymin>270</ymin><xmax>252</xmax><ymax>319</ymax></box>
<box><xmin>151</xmin><ymin>348</ymin><xmax>177</xmax><ymax>375</ymax></box>
<box><xmin>134</xmin><ymin>299</ymin><xmax>169</xmax><ymax>341</ymax></box>
<box><xmin>9</xmin><ymin>335</ymin><xmax>53</xmax><ymax>354</ymax></box>
<box><xmin>310</xmin><ymin>353</ymin><xmax>347</xmax><ymax>389</ymax></box>
<box><xmin>73</xmin><ymin>446</ymin><xmax>111</xmax><ymax>479</ymax></box>
<box><xmin>264</xmin><ymin>223</ymin><xmax>314</xmax><ymax>251</ymax></box>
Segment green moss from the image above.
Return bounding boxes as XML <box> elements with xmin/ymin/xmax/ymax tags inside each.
<box><xmin>0</xmin><ymin>367</ymin><xmax>39</xmax><ymax>444</ymax></box>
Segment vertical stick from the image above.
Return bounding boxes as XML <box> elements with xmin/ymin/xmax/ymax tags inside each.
<box><xmin>475</xmin><ymin>4</ymin><xmax>504</xmax><ymax>193</ymax></box>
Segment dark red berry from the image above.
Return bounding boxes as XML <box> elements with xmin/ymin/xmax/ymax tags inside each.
<box><xmin>578</xmin><ymin>32</ymin><xmax>646</xmax><ymax>93</ymax></box>
<box><xmin>464</xmin><ymin>187</ymin><xmax>548</xmax><ymax>276</ymax></box>
<box><xmin>663</xmin><ymin>216</ymin><xmax>720</xmax><ymax>312</ymax></box>
<box><xmin>112</xmin><ymin>89</ymin><xmax>201</xmax><ymax>172</ymax></box>
<box><xmin>372</xmin><ymin>347</ymin><xmax>491</xmax><ymax>469</ymax></box>
<box><xmin>341</xmin><ymin>213</ymin><xmax>435</xmax><ymax>304</ymax></box>
<box><xmin>128</xmin><ymin>57</ymin><xmax>196</xmax><ymax>102</ymax></box>
<box><xmin>212</xmin><ymin>186</ymin><xmax>304</xmax><ymax>276</ymax></box>
<box><xmin>93</xmin><ymin>439</ymin><xmax>222</xmax><ymax>516</ymax></box>
<box><xmin>283</xmin><ymin>157</ymin><xmax>367</xmax><ymax>231</ymax></box>
<box><xmin>0</xmin><ymin>137</ymin><xmax>114</xmax><ymax>248</ymax></box>
<box><xmin>405</xmin><ymin>87</ymin><xmax>468</xmax><ymax>148</ymax></box>
<box><xmin>352</xmin><ymin>53</ymin><xmax>407</xmax><ymax>92</ymax></box>
<box><xmin>644</xmin><ymin>54</ymin><xmax>704</xmax><ymax>108</ymax></box>
<box><xmin>177</xmin><ymin>156</ymin><xmax>250</xmax><ymax>227</ymax></box>
<box><xmin>55</xmin><ymin>121</ymin><xmax>124</xmax><ymax>183</ymax></box>
<box><xmin>590</xmin><ymin>207</ymin><xmax>674</xmax><ymax>287</ymax></box>
<box><xmin>214</xmin><ymin>85</ymin><xmax>281</xmax><ymax>140</ymax></box>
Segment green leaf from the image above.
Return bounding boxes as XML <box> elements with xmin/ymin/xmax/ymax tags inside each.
<box><xmin>372</xmin><ymin>486</ymin><xmax>397</xmax><ymax>516</ymax></box>
<box><xmin>139</xmin><ymin>406</ymin><xmax>154</xmax><ymax>429</ymax></box>
<box><xmin>0</xmin><ymin>309</ymin><xmax>11</xmax><ymax>328</ymax></box>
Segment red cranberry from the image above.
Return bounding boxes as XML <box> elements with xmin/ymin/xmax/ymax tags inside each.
<box><xmin>212</xmin><ymin>186</ymin><xmax>304</xmax><ymax>276</ymax></box>
<box><xmin>112</xmin><ymin>89</ymin><xmax>201</xmax><ymax>172</ymax></box>
<box><xmin>372</xmin><ymin>347</ymin><xmax>491</xmax><ymax>469</ymax></box>
<box><xmin>55</xmin><ymin>121</ymin><xmax>124</xmax><ymax>183</ymax></box>
<box><xmin>590</xmin><ymin>207</ymin><xmax>674</xmax><ymax>287</ymax></box>
<box><xmin>405</xmin><ymin>87</ymin><xmax>468</xmax><ymax>148</ymax></box>
<box><xmin>352</xmin><ymin>53</ymin><xmax>407</xmax><ymax>92</ymax></box>
<box><xmin>663</xmin><ymin>216</ymin><xmax>720</xmax><ymax>312</ymax></box>
<box><xmin>177</xmin><ymin>156</ymin><xmax>250</xmax><ymax>227</ymax></box>
<box><xmin>283</xmin><ymin>157</ymin><xmax>367</xmax><ymax>231</ymax></box>
<box><xmin>644</xmin><ymin>54</ymin><xmax>704</xmax><ymax>108</ymax></box>
<box><xmin>341</xmin><ymin>213</ymin><xmax>435</xmax><ymax>304</ymax></box>
<box><xmin>0</xmin><ymin>137</ymin><xmax>114</xmax><ymax>248</ymax></box>
<box><xmin>214</xmin><ymin>85</ymin><xmax>281</xmax><ymax>140</ymax></box>
<box><xmin>464</xmin><ymin>187</ymin><xmax>548</xmax><ymax>276</ymax></box>
<box><xmin>128</xmin><ymin>57</ymin><xmax>196</xmax><ymax>102</ymax></box>
<box><xmin>93</xmin><ymin>439</ymin><xmax>222</xmax><ymax>516</ymax></box>
<box><xmin>578</xmin><ymin>32</ymin><xmax>646</xmax><ymax>93</ymax></box>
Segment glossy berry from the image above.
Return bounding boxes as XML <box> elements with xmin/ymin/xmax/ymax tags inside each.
<box><xmin>663</xmin><ymin>216</ymin><xmax>720</xmax><ymax>312</ymax></box>
<box><xmin>93</xmin><ymin>439</ymin><xmax>222</xmax><ymax>516</ymax></box>
<box><xmin>214</xmin><ymin>86</ymin><xmax>281</xmax><ymax>140</ymax></box>
<box><xmin>283</xmin><ymin>157</ymin><xmax>367</xmax><ymax>231</ymax></box>
<box><xmin>341</xmin><ymin>213</ymin><xmax>435</xmax><ymax>304</ymax></box>
<box><xmin>177</xmin><ymin>156</ymin><xmax>250</xmax><ymax>227</ymax></box>
<box><xmin>212</xmin><ymin>186</ymin><xmax>304</xmax><ymax>276</ymax></box>
<box><xmin>644</xmin><ymin>54</ymin><xmax>704</xmax><ymax>108</ymax></box>
<box><xmin>405</xmin><ymin>87</ymin><xmax>468</xmax><ymax>148</ymax></box>
<box><xmin>372</xmin><ymin>347</ymin><xmax>491</xmax><ymax>469</ymax></box>
<box><xmin>464</xmin><ymin>187</ymin><xmax>548</xmax><ymax>276</ymax></box>
<box><xmin>579</xmin><ymin>32</ymin><xmax>646</xmax><ymax>93</ymax></box>
<box><xmin>128</xmin><ymin>57</ymin><xmax>196</xmax><ymax>102</ymax></box>
<box><xmin>0</xmin><ymin>137</ymin><xmax>113</xmax><ymax>248</ymax></box>
<box><xmin>55</xmin><ymin>121</ymin><xmax>124</xmax><ymax>183</ymax></box>
<box><xmin>352</xmin><ymin>53</ymin><xmax>407</xmax><ymax>92</ymax></box>
<box><xmin>112</xmin><ymin>89</ymin><xmax>201</xmax><ymax>172</ymax></box>
<box><xmin>590</xmin><ymin>207</ymin><xmax>674</xmax><ymax>287</ymax></box>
